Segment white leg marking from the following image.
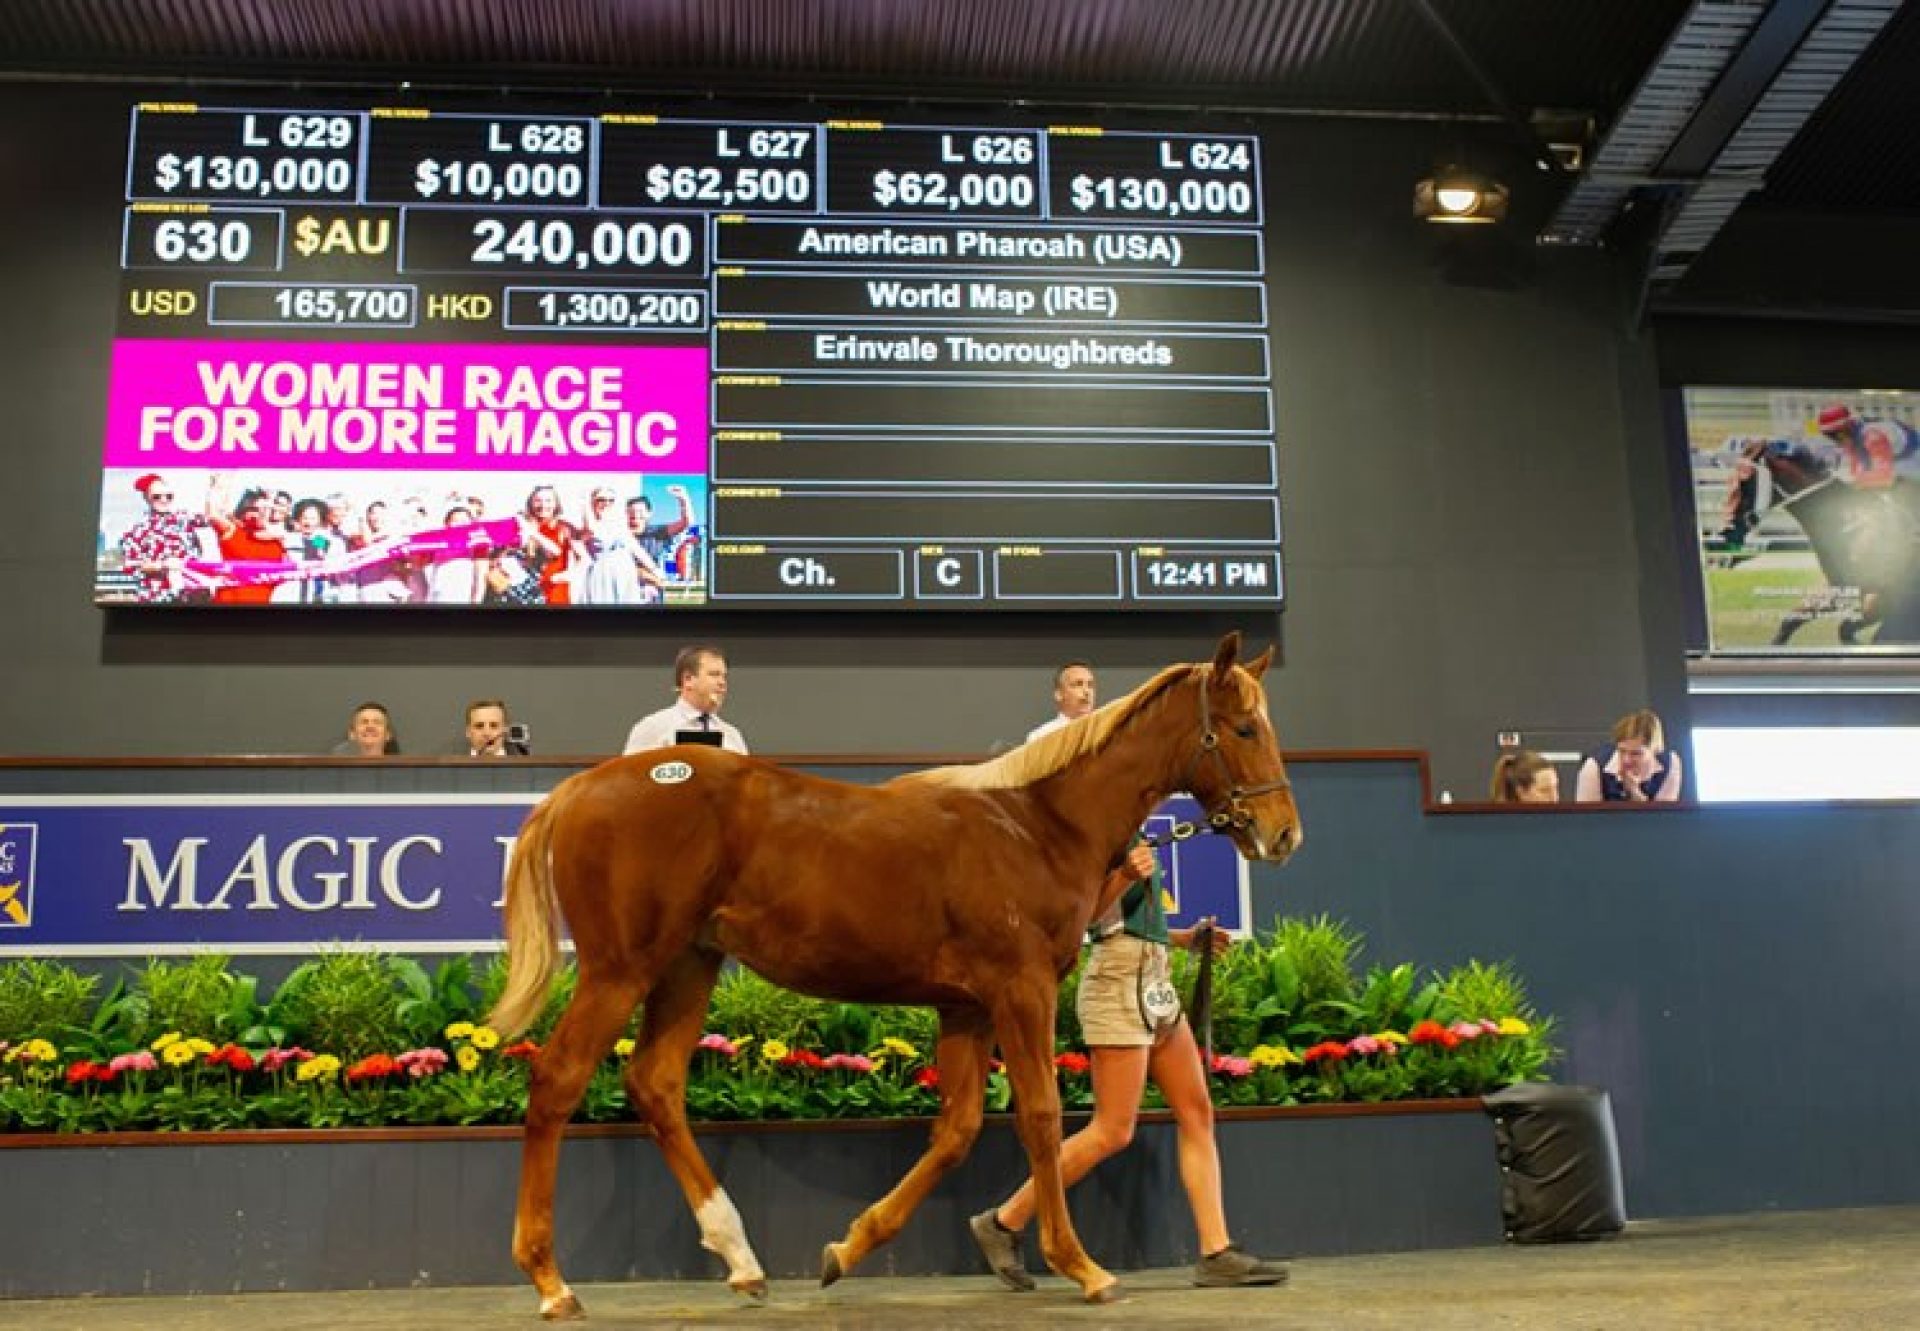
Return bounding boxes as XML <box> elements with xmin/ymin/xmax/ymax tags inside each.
<box><xmin>539</xmin><ymin>1284</ymin><xmax>576</xmax><ymax>1316</ymax></box>
<box><xmin>695</xmin><ymin>1188</ymin><xmax>766</xmax><ymax>1284</ymax></box>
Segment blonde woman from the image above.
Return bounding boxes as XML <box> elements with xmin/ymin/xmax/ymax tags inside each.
<box><xmin>1576</xmin><ymin>710</ymin><xmax>1683</xmax><ymax>803</ymax></box>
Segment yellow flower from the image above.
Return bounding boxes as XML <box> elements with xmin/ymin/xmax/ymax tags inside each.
<box><xmin>1376</xmin><ymin>1030</ymin><xmax>1409</xmax><ymax>1046</ymax></box>
<box><xmin>1497</xmin><ymin>1017</ymin><xmax>1531</xmax><ymax>1037</ymax></box>
<box><xmin>1248</xmin><ymin>1044</ymin><xmax>1299</xmax><ymax>1068</ymax></box>
<box><xmin>297</xmin><ymin>1055</ymin><xmax>340</xmax><ymax>1082</ymax></box>
<box><xmin>163</xmin><ymin>1042</ymin><xmax>197</xmax><ymax>1067</ymax></box>
<box><xmin>877</xmin><ymin>1037</ymin><xmax>920</xmax><ymax>1060</ymax></box>
<box><xmin>761</xmin><ymin>1039</ymin><xmax>790</xmax><ymax>1062</ymax></box>
<box><xmin>184</xmin><ymin>1038</ymin><xmax>215</xmax><ymax>1056</ymax></box>
<box><xmin>150</xmin><ymin>1031</ymin><xmax>182</xmax><ymax>1052</ymax></box>
<box><xmin>613</xmin><ymin>1038</ymin><xmax>635</xmax><ymax>1058</ymax></box>
<box><xmin>19</xmin><ymin>1038</ymin><xmax>58</xmax><ymax>1063</ymax></box>
<box><xmin>470</xmin><ymin>1026</ymin><xmax>501</xmax><ymax>1051</ymax></box>
<box><xmin>444</xmin><ymin>1021</ymin><xmax>476</xmax><ymax>1041</ymax></box>
<box><xmin>456</xmin><ymin>1046</ymin><xmax>481</xmax><ymax>1073</ymax></box>
<box><xmin>730</xmin><ymin>1034</ymin><xmax>754</xmax><ymax>1049</ymax></box>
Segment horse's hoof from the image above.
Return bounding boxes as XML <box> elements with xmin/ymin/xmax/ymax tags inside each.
<box><xmin>1084</xmin><ymin>1280</ymin><xmax>1122</xmax><ymax>1305</ymax></box>
<box><xmin>731</xmin><ymin>1276</ymin><xmax>769</xmax><ymax>1302</ymax></box>
<box><xmin>539</xmin><ymin>1291</ymin><xmax>586</xmax><ymax>1321</ymax></box>
<box><xmin>820</xmin><ymin>1242</ymin><xmax>846</xmax><ymax>1288</ymax></box>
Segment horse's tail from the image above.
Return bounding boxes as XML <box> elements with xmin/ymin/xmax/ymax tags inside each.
<box><xmin>490</xmin><ymin>784</ymin><xmax>568</xmax><ymax>1038</ymax></box>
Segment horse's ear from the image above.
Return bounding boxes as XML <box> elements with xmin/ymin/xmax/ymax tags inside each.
<box><xmin>1209</xmin><ymin>631</ymin><xmax>1243</xmax><ymax>682</ymax></box>
<box><xmin>1244</xmin><ymin>644</ymin><xmax>1274</xmax><ymax>679</ymax></box>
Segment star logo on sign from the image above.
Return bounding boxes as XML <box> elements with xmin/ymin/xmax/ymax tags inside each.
<box><xmin>0</xmin><ymin>881</ymin><xmax>25</xmax><ymax>927</ymax></box>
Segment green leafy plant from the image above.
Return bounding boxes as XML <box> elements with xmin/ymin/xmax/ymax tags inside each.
<box><xmin>706</xmin><ymin>964</ymin><xmax>828</xmax><ymax>1047</ymax></box>
<box><xmin>0</xmin><ymin>959</ymin><xmax>98</xmax><ymax>1042</ymax></box>
<box><xmin>269</xmin><ymin>950</ymin><xmax>405</xmax><ymax>1058</ymax></box>
<box><xmin>123</xmin><ymin>954</ymin><xmax>250</xmax><ymax>1044</ymax></box>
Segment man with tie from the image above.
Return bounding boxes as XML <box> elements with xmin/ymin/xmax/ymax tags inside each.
<box><xmin>621</xmin><ymin>644</ymin><xmax>750</xmax><ymax>755</ymax></box>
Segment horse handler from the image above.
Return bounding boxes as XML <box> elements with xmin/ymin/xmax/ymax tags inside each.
<box><xmin>969</xmin><ymin>667</ymin><xmax>1288</xmax><ymax>1292</ymax></box>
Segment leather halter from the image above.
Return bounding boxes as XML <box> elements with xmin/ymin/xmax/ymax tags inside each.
<box><xmin>1144</xmin><ymin>669</ymin><xmax>1292</xmax><ymax>848</ymax></box>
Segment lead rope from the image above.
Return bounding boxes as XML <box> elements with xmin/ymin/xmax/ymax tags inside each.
<box><xmin>1190</xmin><ymin>919</ymin><xmax>1216</xmax><ymax>1075</ymax></box>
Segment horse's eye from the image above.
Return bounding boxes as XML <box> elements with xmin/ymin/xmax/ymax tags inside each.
<box><xmin>1234</xmin><ymin>723</ymin><xmax>1256</xmax><ymax>739</ymax></box>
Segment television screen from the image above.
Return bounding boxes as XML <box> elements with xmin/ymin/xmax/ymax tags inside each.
<box><xmin>1678</xmin><ymin>386</ymin><xmax>1920</xmax><ymax>654</ymax></box>
<box><xmin>97</xmin><ymin>99</ymin><xmax>1282</xmax><ymax>610</ymax></box>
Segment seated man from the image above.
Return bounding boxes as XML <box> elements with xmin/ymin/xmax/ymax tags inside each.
<box><xmin>456</xmin><ymin>699</ymin><xmax>527</xmax><ymax>758</ymax></box>
<box><xmin>331</xmin><ymin>702</ymin><xmax>399</xmax><ymax>757</ymax></box>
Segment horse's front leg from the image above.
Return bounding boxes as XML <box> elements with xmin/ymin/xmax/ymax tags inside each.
<box><xmin>992</xmin><ymin>983</ymin><xmax>1116</xmax><ymax>1303</ymax></box>
<box><xmin>822</xmin><ymin>1005</ymin><xmax>992</xmax><ymax>1285</ymax></box>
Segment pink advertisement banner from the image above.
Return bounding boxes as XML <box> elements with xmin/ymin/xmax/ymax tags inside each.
<box><xmin>103</xmin><ymin>340</ymin><xmax>710</xmax><ymax>473</ymax></box>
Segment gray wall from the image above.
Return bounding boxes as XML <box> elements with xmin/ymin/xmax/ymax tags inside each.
<box><xmin>0</xmin><ymin>84</ymin><xmax>1689</xmax><ymax>791</ymax></box>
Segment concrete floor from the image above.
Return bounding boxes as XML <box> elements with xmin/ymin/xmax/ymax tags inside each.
<box><xmin>2</xmin><ymin>1206</ymin><xmax>1917</xmax><ymax>1331</ymax></box>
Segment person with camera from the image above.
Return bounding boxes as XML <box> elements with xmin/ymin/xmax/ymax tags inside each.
<box><xmin>458</xmin><ymin>699</ymin><xmax>529</xmax><ymax>758</ymax></box>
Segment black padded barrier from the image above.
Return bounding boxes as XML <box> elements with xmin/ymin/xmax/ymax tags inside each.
<box><xmin>1483</xmin><ymin>1083</ymin><xmax>1628</xmax><ymax>1242</ymax></box>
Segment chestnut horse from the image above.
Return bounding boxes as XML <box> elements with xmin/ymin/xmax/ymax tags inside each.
<box><xmin>491</xmin><ymin>632</ymin><xmax>1300</xmax><ymax>1317</ymax></box>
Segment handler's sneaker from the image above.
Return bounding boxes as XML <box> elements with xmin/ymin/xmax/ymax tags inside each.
<box><xmin>1193</xmin><ymin>1244</ymin><xmax>1289</xmax><ymax>1287</ymax></box>
<box><xmin>968</xmin><ymin>1208</ymin><xmax>1035</xmax><ymax>1292</ymax></box>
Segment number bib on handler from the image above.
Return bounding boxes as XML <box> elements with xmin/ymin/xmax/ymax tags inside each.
<box><xmin>1136</xmin><ymin>945</ymin><xmax>1181</xmax><ymax>1034</ymax></box>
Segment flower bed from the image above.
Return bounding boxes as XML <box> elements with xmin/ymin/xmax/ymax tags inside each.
<box><xmin>0</xmin><ymin>915</ymin><xmax>1555</xmax><ymax>1133</ymax></box>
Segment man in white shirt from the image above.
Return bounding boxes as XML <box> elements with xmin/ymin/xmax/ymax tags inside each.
<box><xmin>1026</xmin><ymin>659</ymin><xmax>1097</xmax><ymax>742</ymax></box>
<box><xmin>622</xmin><ymin>645</ymin><xmax>750</xmax><ymax>755</ymax></box>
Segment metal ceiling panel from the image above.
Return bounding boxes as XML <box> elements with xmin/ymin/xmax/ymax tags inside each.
<box><xmin>0</xmin><ymin>0</ymin><xmax>1664</xmax><ymax>119</ymax></box>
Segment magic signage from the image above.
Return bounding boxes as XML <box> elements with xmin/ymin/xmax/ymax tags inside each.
<box><xmin>0</xmin><ymin>794</ymin><xmax>1247</xmax><ymax>956</ymax></box>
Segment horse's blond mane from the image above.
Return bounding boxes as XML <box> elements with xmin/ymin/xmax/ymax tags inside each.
<box><xmin>904</xmin><ymin>662</ymin><xmax>1200</xmax><ymax>792</ymax></box>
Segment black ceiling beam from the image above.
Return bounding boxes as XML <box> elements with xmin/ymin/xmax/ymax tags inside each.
<box><xmin>1657</xmin><ymin>0</ymin><xmax>1830</xmax><ymax>179</ymax></box>
<box><xmin>1403</xmin><ymin>0</ymin><xmax>1556</xmax><ymax>169</ymax></box>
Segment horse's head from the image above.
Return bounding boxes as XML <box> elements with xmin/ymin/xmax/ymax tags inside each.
<box><xmin>1718</xmin><ymin>436</ymin><xmax>1833</xmax><ymax>541</ymax></box>
<box><xmin>1185</xmin><ymin>632</ymin><xmax>1302</xmax><ymax>864</ymax></box>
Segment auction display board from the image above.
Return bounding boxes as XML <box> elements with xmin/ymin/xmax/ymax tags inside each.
<box><xmin>98</xmin><ymin>100</ymin><xmax>1281</xmax><ymax>610</ymax></box>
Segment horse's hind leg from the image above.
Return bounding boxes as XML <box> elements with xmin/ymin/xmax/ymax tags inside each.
<box><xmin>821</xmin><ymin>1005</ymin><xmax>992</xmax><ymax>1286</ymax></box>
<box><xmin>623</xmin><ymin>948</ymin><xmax>769</xmax><ymax>1299</ymax></box>
<box><xmin>513</xmin><ymin>967</ymin><xmax>647</xmax><ymax>1321</ymax></box>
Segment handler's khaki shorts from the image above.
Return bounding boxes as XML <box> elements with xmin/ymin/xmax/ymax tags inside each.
<box><xmin>1075</xmin><ymin>934</ymin><xmax>1179</xmax><ymax>1048</ymax></box>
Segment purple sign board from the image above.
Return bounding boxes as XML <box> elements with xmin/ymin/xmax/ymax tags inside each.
<box><xmin>0</xmin><ymin>795</ymin><xmax>1245</xmax><ymax>956</ymax></box>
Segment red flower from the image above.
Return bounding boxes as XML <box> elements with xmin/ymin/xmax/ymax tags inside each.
<box><xmin>1301</xmin><ymin>1041</ymin><xmax>1350</xmax><ymax>1063</ymax></box>
<box><xmin>65</xmin><ymin>1060</ymin><xmax>98</xmax><ymax>1085</ymax></box>
<box><xmin>93</xmin><ymin>1063</ymin><xmax>118</xmax><ymax>1083</ymax></box>
<box><xmin>779</xmin><ymin>1048</ymin><xmax>827</xmax><ymax>1071</ymax></box>
<box><xmin>1409</xmin><ymin>1020</ymin><xmax>1460</xmax><ymax>1049</ymax></box>
<box><xmin>501</xmin><ymin>1041</ymin><xmax>541</xmax><ymax>1062</ymax></box>
<box><xmin>915</xmin><ymin>1066</ymin><xmax>940</xmax><ymax>1090</ymax></box>
<box><xmin>207</xmin><ymin>1043</ymin><xmax>256</xmax><ymax>1073</ymax></box>
<box><xmin>345</xmin><ymin>1053</ymin><xmax>400</xmax><ymax>1082</ymax></box>
<box><xmin>1053</xmin><ymin>1051</ymin><xmax>1092</xmax><ymax>1076</ymax></box>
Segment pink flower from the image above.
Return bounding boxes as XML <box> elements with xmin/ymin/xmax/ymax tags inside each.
<box><xmin>697</xmin><ymin>1033</ymin><xmax>740</xmax><ymax>1058</ymax></box>
<box><xmin>259</xmin><ymin>1047</ymin><xmax>314</xmax><ymax>1074</ymax></box>
<box><xmin>1209</xmin><ymin>1053</ymin><xmax>1254</xmax><ymax>1078</ymax></box>
<box><xmin>397</xmin><ymin>1048</ymin><xmax>450</xmax><ymax>1078</ymax></box>
<box><xmin>824</xmin><ymin>1053</ymin><xmax>874</xmax><ymax>1074</ymax></box>
<box><xmin>1448</xmin><ymin>1021</ymin><xmax>1484</xmax><ymax>1041</ymax></box>
<box><xmin>1479</xmin><ymin>1019</ymin><xmax>1501</xmax><ymax>1034</ymax></box>
<box><xmin>110</xmin><ymin>1051</ymin><xmax>158</xmax><ymax>1074</ymax></box>
<box><xmin>1348</xmin><ymin>1035</ymin><xmax>1381</xmax><ymax>1056</ymax></box>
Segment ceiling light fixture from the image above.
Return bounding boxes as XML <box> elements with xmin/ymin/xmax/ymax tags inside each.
<box><xmin>1414</xmin><ymin>167</ymin><xmax>1509</xmax><ymax>225</ymax></box>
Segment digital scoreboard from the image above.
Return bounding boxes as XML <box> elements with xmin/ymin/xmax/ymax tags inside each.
<box><xmin>99</xmin><ymin>101</ymin><xmax>1281</xmax><ymax>611</ymax></box>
